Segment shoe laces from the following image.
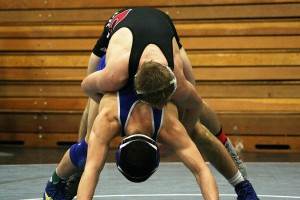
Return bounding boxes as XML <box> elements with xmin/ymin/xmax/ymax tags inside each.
<box><xmin>225</xmin><ymin>141</ymin><xmax>243</xmax><ymax>163</ymax></box>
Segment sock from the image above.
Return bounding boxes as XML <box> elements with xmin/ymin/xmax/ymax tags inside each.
<box><xmin>216</xmin><ymin>127</ymin><xmax>227</xmax><ymax>144</ymax></box>
<box><xmin>50</xmin><ymin>168</ymin><xmax>66</xmax><ymax>185</ymax></box>
<box><xmin>228</xmin><ymin>171</ymin><xmax>244</xmax><ymax>187</ymax></box>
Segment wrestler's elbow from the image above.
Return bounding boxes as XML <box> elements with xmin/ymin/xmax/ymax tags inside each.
<box><xmin>81</xmin><ymin>77</ymin><xmax>93</xmax><ymax>94</ymax></box>
<box><xmin>106</xmin><ymin>75</ymin><xmax>127</xmax><ymax>91</ymax></box>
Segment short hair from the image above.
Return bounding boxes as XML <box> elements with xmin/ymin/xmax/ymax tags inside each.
<box><xmin>134</xmin><ymin>61</ymin><xmax>177</xmax><ymax>107</ymax></box>
<box><xmin>115</xmin><ymin>134</ymin><xmax>160</xmax><ymax>183</ymax></box>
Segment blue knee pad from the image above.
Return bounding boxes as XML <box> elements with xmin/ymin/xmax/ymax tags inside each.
<box><xmin>69</xmin><ymin>139</ymin><xmax>88</xmax><ymax>170</ymax></box>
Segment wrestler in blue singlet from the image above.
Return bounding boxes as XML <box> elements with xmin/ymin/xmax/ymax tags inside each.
<box><xmin>97</xmin><ymin>55</ymin><xmax>163</xmax><ymax>141</ymax></box>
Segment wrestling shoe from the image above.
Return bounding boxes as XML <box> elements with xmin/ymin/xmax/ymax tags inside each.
<box><xmin>43</xmin><ymin>179</ymin><xmax>68</xmax><ymax>200</ymax></box>
<box><xmin>65</xmin><ymin>170</ymin><xmax>83</xmax><ymax>199</ymax></box>
<box><xmin>235</xmin><ymin>180</ymin><xmax>259</xmax><ymax>200</ymax></box>
<box><xmin>225</xmin><ymin>138</ymin><xmax>247</xmax><ymax>179</ymax></box>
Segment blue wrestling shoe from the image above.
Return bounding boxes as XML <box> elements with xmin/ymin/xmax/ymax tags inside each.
<box><xmin>235</xmin><ymin>180</ymin><xmax>260</xmax><ymax>200</ymax></box>
<box><xmin>43</xmin><ymin>180</ymin><xmax>69</xmax><ymax>200</ymax></box>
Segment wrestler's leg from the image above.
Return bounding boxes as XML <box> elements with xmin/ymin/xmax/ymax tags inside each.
<box><xmin>56</xmin><ymin>149</ymin><xmax>79</xmax><ymax>179</ymax></box>
<box><xmin>192</xmin><ymin>123</ymin><xmax>260</xmax><ymax>199</ymax></box>
<box><xmin>198</xmin><ymin>101</ymin><xmax>221</xmax><ymax>135</ymax></box>
<box><xmin>199</xmin><ymin>101</ymin><xmax>247</xmax><ymax>178</ymax></box>
<box><xmin>43</xmin><ymin>144</ymin><xmax>86</xmax><ymax>199</ymax></box>
<box><xmin>86</xmin><ymin>98</ymin><xmax>100</xmax><ymax>141</ymax></box>
<box><xmin>62</xmin><ymin>98</ymin><xmax>100</xmax><ymax>198</ymax></box>
<box><xmin>78</xmin><ymin>100</ymin><xmax>89</xmax><ymax>141</ymax></box>
<box><xmin>78</xmin><ymin>97</ymin><xmax>101</xmax><ymax>139</ymax></box>
<box><xmin>44</xmin><ymin>99</ymin><xmax>99</xmax><ymax>199</ymax></box>
<box><xmin>192</xmin><ymin>122</ymin><xmax>237</xmax><ymax>180</ymax></box>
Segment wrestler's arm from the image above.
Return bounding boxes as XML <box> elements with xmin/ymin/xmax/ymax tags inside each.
<box><xmin>87</xmin><ymin>52</ymin><xmax>101</xmax><ymax>75</ymax></box>
<box><xmin>177</xmin><ymin>47</ymin><xmax>198</xmax><ymax>125</ymax></box>
<box><xmin>77</xmin><ymin>106</ymin><xmax>120</xmax><ymax>200</ymax></box>
<box><xmin>175</xmin><ymin>133</ymin><xmax>219</xmax><ymax>200</ymax></box>
<box><xmin>170</xmin><ymin>46</ymin><xmax>203</xmax><ymax>134</ymax></box>
<box><xmin>82</xmin><ymin>15</ymin><xmax>128</xmax><ymax>102</ymax></box>
<box><xmin>179</xmin><ymin>47</ymin><xmax>195</xmax><ymax>85</ymax></box>
<box><xmin>171</xmin><ymin>71</ymin><xmax>203</xmax><ymax>134</ymax></box>
<box><xmin>169</xmin><ymin>16</ymin><xmax>195</xmax><ymax>85</ymax></box>
<box><xmin>81</xmin><ymin>55</ymin><xmax>129</xmax><ymax>103</ymax></box>
<box><xmin>160</xmin><ymin>105</ymin><xmax>219</xmax><ymax>200</ymax></box>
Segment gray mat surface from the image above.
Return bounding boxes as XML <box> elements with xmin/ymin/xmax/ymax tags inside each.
<box><xmin>0</xmin><ymin>162</ymin><xmax>299</xmax><ymax>200</ymax></box>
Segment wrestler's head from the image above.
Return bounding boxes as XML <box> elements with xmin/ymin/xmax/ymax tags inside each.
<box><xmin>115</xmin><ymin>134</ymin><xmax>160</xmax><ymax>183</ymax></box>
<box><xmin>134</xmin><ymin>60</ymin><xmax>177</xmax><ymax>109</ymax></box>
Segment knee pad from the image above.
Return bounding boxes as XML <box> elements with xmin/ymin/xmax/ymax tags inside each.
<box><xmin>69</xmin><ymin>139</ymin><xmax>88</xmax><ymax>170</ymax></box>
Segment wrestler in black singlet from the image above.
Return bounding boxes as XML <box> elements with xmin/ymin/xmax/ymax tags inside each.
<box><xmin>92</xmin><ymin>7</ymin><xmax>182</xmax><ymax>79</ymax></box>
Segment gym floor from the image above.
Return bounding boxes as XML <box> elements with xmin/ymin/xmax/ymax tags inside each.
<box><xmin>0</xmin><ymin>146</ymin><xmax>300</xmax><ymax>200</ymax></box>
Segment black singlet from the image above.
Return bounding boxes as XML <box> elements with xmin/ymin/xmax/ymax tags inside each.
<box><xmin>92</xmin><ymin>7</ymin><xmax>182</xmax><ymax>79</ymax></box>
